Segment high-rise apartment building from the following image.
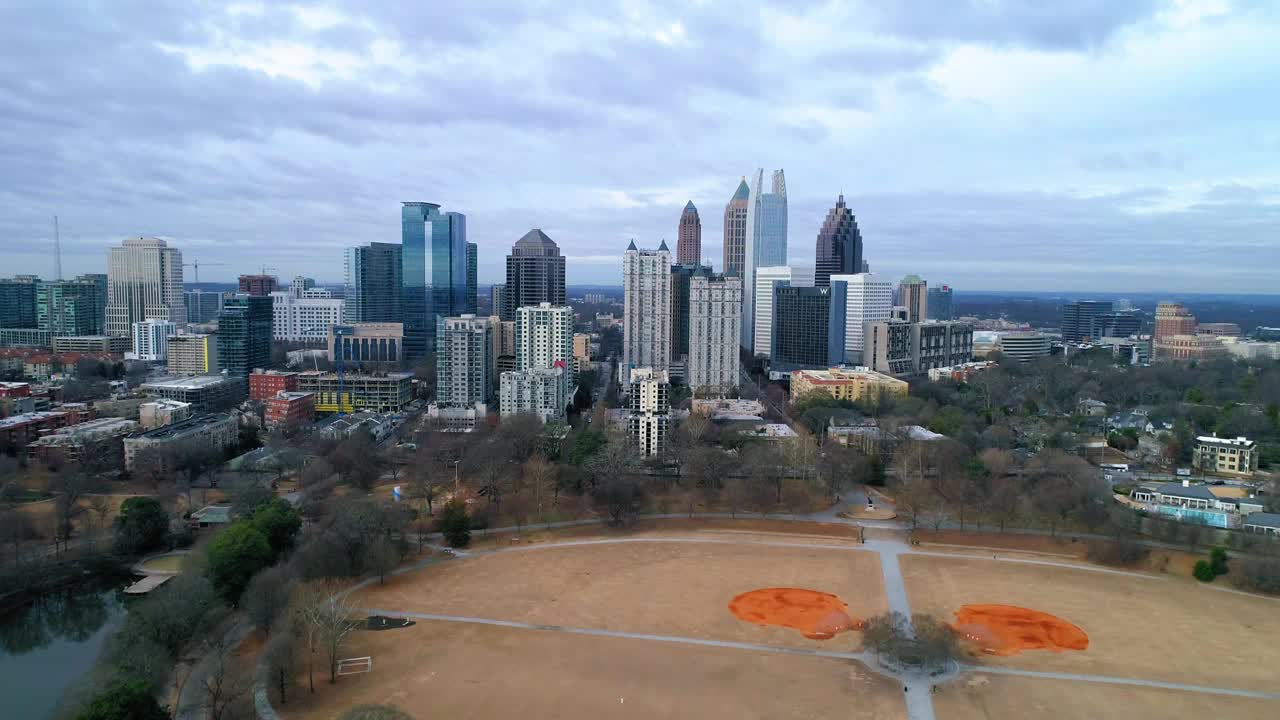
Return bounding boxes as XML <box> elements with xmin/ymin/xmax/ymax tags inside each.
<box><xmin>0</xmin><ymin>278</ymin><xmax>38</xmax><ymax>329</ymax></box>
<box><xmin>402</xmin><ymin>202</ymin><xmax>467</xmax><ymax>357</ymax></box>
<box><xmin>753</xmin><ymin>266</ymin><xmax>793</xmax><ymax>358</ymax></box>
<box><xmin>671</xmin><ymin>263</ymin><xmax>714</xmax><ymax>364</ymax></box>
<box><xmin>515</xmin><ymin>303</ymin><xmax>574</xmax><ymax>379</ymax></box>
<box><xmin>926</xmin><ymin>285</ymin><xmax>954</xmax><ymax>321</ymax></box>
<box><xmin>490</xmin><ymin>285</ymin><xmax>504</xmax><ymax>316</ymax></box>
<box><xmin>436</xmin><ymin>314</ymin><xmax>496</xmax><ymax>410</ymax></box>
<box><xmin>499</xmin><ymin>366</ymin><xmax>568</xmax><ymax>422</ymax></box>
<box><xmin>831</xmin><ymin>273</ymin><xmax>893</xmax><ymax>365</ymax></box>
<box><xmin>1061</xmin><ymin>300</ymin><xmax>1113</xmax><ymax>343</ymax></box>
<box><xmin>896</xmin><ymin>275</ymin><xmax>928</xmax><ymax>324</ymax></box>
<box><xmin>622</xmin><ymin>241</ymin><xmax>673</xmax><ymax>380</ymax></box>
<box><xmin>166</xmin><ymin>334</ymin><xmax>218</xmax><ymax>375</ymax></box>
<box><xmin>1154</xmin><ymin>302</ymin><xmax>1197</xmax><ymax>348</ymax></box>
<box><xmin>131</xmin><ymin>320</ymin><xmax>176</xmax><ymax>362</ymax></box>
<box><xmin>502</xmin><ymin>229</ymin><xmax>566</xmax><ymax>321</ymax></box>
<box><xmin>184</xmin><ymin>290</ymin><xmax>223</xmax><ymax>324</ymax></box>
<box><xmin>238</xmin><ymin>274</ymin><xmax>278</xmax><ymax>296</ymax></box>
<box><xmin>343</xmin><ymin>242</ymin><xmax>402</xmax><ymax>324</ymax></box>
<box><xmin>216</xmin><ymin>295</ymin><xmax>272</xmax><ymax>377</ymax></box>
<box><xmin>722</xmin><ymin>178</ymin><xmax>750</xmax><ymax>277</ymax></box>
<box><xmin>687</xmin><ymin>275</ymin><xmax>741</xmax><ymax>395</ymax></box>
<box><xmin>677</xmin><ymin>201</ymin><xmax>702</xmax><ymax>264</ymax></box>
<box><xmin>465</xmin><ymin>242</ymin><xmax>478</xmax><ymax>315</ymax></box>
<box><xmin>37</xmin><ymin>276</ymin><xmax>106</xmax><ymax>336</ymax></box>
<box><xmin>741</xmin><ymin>169</ymin><xmax>787</xmax><ymax>351</ymax></box>
<box><xmin>771</xmin><ymin>284</ymin><xmax>846</xmax><ymax>372</ymax></box>
<box><xmin>106</xmin><ymin>237</ymin><xmax>184</xmax><ymax>341</ymax></box>
<box><xmin>628</xmin><ymin>367</ymin><xmax>670</xmax><ymax>457</ymax></box>
<box><xmin>270</xmin><ymin>291</ymin><xmax>344</xmax><ymax>343</ymax></box>
<box><xmin>814</xmin><ymin>195</ymin><xmax>862</xmax><ymax>288</ymax></box>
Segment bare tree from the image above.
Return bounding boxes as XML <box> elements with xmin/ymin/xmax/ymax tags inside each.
<box><xmin>202</xmin><ymin>634</ymin><xmax>254</xmax><ymax>720</ymax></box>
<box><xmin>48</xmin><ymin>467</ymin><xmax>90</xmax><ymax>556</ymax></box>
<box><xmin>522</xmin><ymin>455</ymin><xmax>557</xmax><ymax>519</ymax></box>
<box><xmin>292</xmin><ymin>580</ymin><xmax>359</xmax><ymax>689</ymax></box>
<box><xmin>264</xmin><ymin>625</ymin><xmax>296</xmax><ymax>705</ymax></box>
<box><xmin>244</xmin><ymin>564</ymin><xmax>293</xmax><ymax>637</ymax></box>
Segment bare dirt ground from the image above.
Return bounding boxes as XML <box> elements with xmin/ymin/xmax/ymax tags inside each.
<box><xmin>934</xmin><ymin>673</ymin><xmax>1278</xmax><ymax>720</ymax></box>
<box><xmin>462</xmin><ymin>517</ymin><xmax>863</xmax><ymax>550</ymax></box>
<box><xmin>282</xmin><ymin>622</ymin><xmax>906</xmax><ymax>720</ymax></box>
<box><xmin>911</xmin><ymin>530</ymin><xmax>1209</xmax><ymax>578</ymax></box>
<box><xmin>901</xmin><ymin>554</ymin><xmax>1280</xmax><ymax>693</ymax></box>
<box><xmin>354</xmin><ymin>533</ymin><xmax>885</xmax><ymax>652</ymax></box>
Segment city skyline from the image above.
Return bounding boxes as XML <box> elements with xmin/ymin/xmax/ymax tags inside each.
<box><xmin>2</xmin><ymin>2</ymin><xmax>1279</xmax><ymax>293</ymax></box>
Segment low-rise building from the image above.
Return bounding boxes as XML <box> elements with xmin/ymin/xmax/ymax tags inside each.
<box><xmin>1154</xmin><ymin>334</ymin><xmax>1229</xmax><ymax>361</ymax></box>
<box><xmin>249</xmin><ymin>370</ymin><xmax>299</xmax><ymax>402</ymax></box>
<box><xmin>1129</xmin><ymin>480</ymin><xmax>1266</xmax><ymax>528</ymax></box>
<box><xmin>26</xmin><ymin>417</ymin><xmax>139</xmax><ymax>465</ymax></box>
<box><xmin>926</xmin><ymin>361</ymin><xmax>995</xmax><ymax>382</ymax></box>
<box><xmin>691</xmin><ymin>398</ymin><xmax>766</xmax><ymax>422</ymax></box>
<box><xmin>745</xmin><ymin>423</ymin><xmax>798</xmax><ymax>440</ymax></box>
<box><xmin>791</xmin><ymin>367</ymin><xmax>908</xmax><ymax>404</ymax></box>
<box><xmin>52</xmin><ymin>336</ymin><xmax>131</xmax><ymax>354</ymax></box>
<box><xmin>0</xmin><ymin>410</ymin><xmax>81</xmax><ymax>446</ymax></box>
<box><xmin>317</xmin><ymin>411</ymin><xmax>394</xmax><ymax>442</ymax></box>
<box><xmin>296</xmin><ymin>370</ymin><xmax>414</xmax><ymax>415</ymax></box>
<box><xmin>1242</xmin><ymin>512</ymin><xmax>1280</xmax><ymax>536</ymax></box>
<box><xmin>0</xmin><ymin>328</ymin><xmax>52</xmax><ymax>348</ymax></box>
<box><xmin>996</xmin><ymin>332</ymin><xmax>1052</xmax><ymax>362</ymax></box>
<box><xmin>123</xmin><ymin>413</ymin><xmax>238</xmax><ymax>471</ymax></box>
<box><xmin>264</xmin><ymin>391</ymin><xmax>315</xmax><ymax>435</ymax></box>
<box><xmin>327</xmin><ymin>323</ymin><xmax>404</xmax><ymax>366</ymax></box>
<box><xmin>1193</xmin><ymin>435</ymin><xmax>1258</xmax><ymax>477</ymax></box>
<box><xmin>138</xmin><ymin>399</ymin><xmax>193</xmax><ymax>429</ymax></box>
<box><xmin>0</xmin><ymin>381</ymin><xmax>33</xmax><ymax>417</ymax></box>
<box><xmin>140</xmin><ymin>375</ymin><xmax>247</xmax><ymax>413</ymax></box>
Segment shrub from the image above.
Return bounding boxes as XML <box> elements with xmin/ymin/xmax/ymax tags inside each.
<box><xmin>1086</xmin><ymin>540</ymin><xmax>1149</xmax><ymax>568</ymax></box>
<box><xmin>1192</xmin><ymin>559</ymin><xmax>1216</xmax><ymax>582</ymax></box>
<box><xmin>113</xmin><ymin>497</ymin><xmax>169</xmax><ymax>555</ymax></box>
<box><xmin>1209</xmin><ymin>546</ymin><xmax>1229</xmax><ymax>576</ymax></box>
<box><xmin>1231</xmin><ymin>556</ymin><xmax>1280</xmax><ymax>594</ymax></box>
<box><xmin>76</xmin><ymin>679</ymin><xmax>169</xmax><ymax>720</ymax></box>
<box><xmin>439</xmin><ymin>500</ymin><xmax>471</xmax><ymax>548</ymax></box>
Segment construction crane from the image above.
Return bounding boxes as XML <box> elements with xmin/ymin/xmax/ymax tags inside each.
<box><xmin>183</xmin><ymin>259</ymin><xmax>228</xmax><ymax>284</ymax></box>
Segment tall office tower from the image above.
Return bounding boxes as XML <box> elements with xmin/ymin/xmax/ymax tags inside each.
<box><xmin>436</xmin><ymin>314</ymin><xmax>496</xmax><ymax>409</ymax></box>
<box><xmin>814</xmin><ymin>194</ymin><xmax>862</xmax><ymax>288</ymax></box>
<box><xmin>1061</xmin><ymin>300</ymin><xmax>1114</xmax><ymax>343</ymax></box>
<box><xmin>1154</xmin><ymin>302</ymin><xmax>1196</xmax><ymax>343</ymax></box>
<box><xmin>753</xmin><ymin>266</ymin><xmax>792</xmax><ymax>358</ymax></box>
<box><xmin>238</xmin><ymin>274</ymin><xmax>278</xmax><ymax>296</ymax></box>
<box><xmin>216</xmin><ymin>295</ymin><xmax>272</xmax><ymax>376</ymax></box>
<box><xmin>677</xmin><ymin>201</ymin><xmax>702</xmax><ymax>264</ymax></box>
<box><xmin>402</xmin><ymin>202</ymin><xmax>467</xmax><ymax>358</ymax></box>
<box><xmin>1</xmin><ymin>277</ymin><xmax>38</xmax><ymax>329</ymax></box>
<box><xmin>502</xmin><ymin>229</ymin><xmax>566</xmax><ymax>321</ymax></box>
<box><xmin>687</xmin><ymin>275</ymin><xmax>741</xmax><ymax>395</ymax></box>
<box><xmin>290</xmin><ymin>276</ymin><xmax>316</xmax><ymax>296</ymax></box>
<box><xmin>771</xmin><ymin>284</ymin><xmax>846</xmax><ymax>372</ymax></box>
<box><xmin>628</xmin><ymin>367</ymin><xmax>670</xmax><ymax>457</ymax></box>
<box><xmin>343</xmin><ymin>242</ymin><xmax>403</xmax><ymax>324</ymax></box>
<box><xmin>741</xmin><ymin>168</ymin><xmax>788</xmax><ymax>351</ymax></box>
<box><xmin>722</xmin><ymin>177</ymin><xmax>750</xmax><ymax>277</ymax></box>
<box><xmin>896</xmin><ymin>274</ymin><xmax>928</xmax><ymax>324</ymax></box>
<box><xmin>670</xmin><ymin>263</ymin><xmax>713</xmax><ymax>365</ymax></box>
<box><xmin>269</xmin><ymin>291</ymin><xmax>345</xmax><ymax>342</ymax></box>
<box><xmin>926</xmin><ymin>285</ymin><xmax>954</xmax><ymax>321</ymax></box>
<box><xmin>106</xmin><ymin>237</ymin><xmax>184</xmax><ymax>341</ymax></box>
<box><xmin>131</xmin><ymin>319</ymin><xmax>176</xmax><ymax>362</ymax></box>
<box><xmin>490</xmin><ymin>285</ymin><xmax>504</xmax><ymax>315</ymax></box>
<box><xmin>184</xmin><ymin>289</ymin><xmax>223</xmax><ymax>324</ymax></box>
<box><xmin>1096</xmin><ymin>311</ymin><xmax>1142</xmax><ymax>338</ymax></box>
<box><xmin>622</xmin><ymin>241</ymin><xmax>673</xmax><ymax>380</ymax></box>
<box><xmin>465</xmin><ymin>242</ymin><xmax>478</xmax><ymax>315</ymax></box>
<box><xmin>36</xmin><ymin>276</ymin><xmax>105</xmax><ymax>335</ymax></box>
<box><xmin>831</xmin><ymin>273</ymin><xmax>893</xmax><ymax>365</ymax></box>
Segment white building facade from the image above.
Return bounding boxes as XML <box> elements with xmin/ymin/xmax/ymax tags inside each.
<box><xmin>831</xmin><ymin>273</ymin><xmax>893</xmax><ymax>365</ymax></box>
<box><xmin>752</xmin><ymin>266</ymin><xmax>792</xmax><ymax>357</ymax></box>
<box><xmin>106</xmin><ymin>237</ymin><xmax>184</xmax><ymax>341</ymax></box>
<box><xmin>499</xmin><ymin>366</ymin><xmax>568</xmax><ymax>422</ymax></box>
<box><xmin>270</xmin><ymin>291</ymin><xmax>345</xmax><ymax>343</ymax></box>
<box><xmin>436</xmin><ymin>314</ymin><xmax>495</xmax><ymax>410</ymax></box>
<box><xmin>130</xmin><ymin>319</ymin><xmax>176</xmax><ymax>362</ymax></box>
<box><xmin>622</xmin><ymin>241</ymin><xmax>672</xmax><ymax>380</ymax></box>
<box><xmin>628</xmin><ymin>367</ymin><xmax>670</xmax><ymax>456</ymax></box>
<box><xmin>740</xmin><ymin>169</ymin><xmax>788</xmax><ymax>352</ymax></box>
<box><xmin>688</xmin><ymin>275</ymin><xmax>741</xmax><ymax>394</ymax></box>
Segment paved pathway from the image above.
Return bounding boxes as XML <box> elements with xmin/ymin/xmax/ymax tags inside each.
<box><xmin>963</xmin><ymin>665</ymin><xmax>1280</xmax><ymax>701</ymax></box>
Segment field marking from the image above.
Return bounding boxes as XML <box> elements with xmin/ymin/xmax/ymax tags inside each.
<box><xmin>961</xmin><ymin>665</ymin><xmax>1280</xmax><ymax>701</ymax></box>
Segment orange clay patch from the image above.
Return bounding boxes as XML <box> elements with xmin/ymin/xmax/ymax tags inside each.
<box><xmin>952</xmin><ymin>604</ymin><xmax>1088</xmax><ymax>656</ymax></box>
<box><xmin>729</xmin><ymin>588</ymin><xmax>862</xmax><ymax>640</ymax></box>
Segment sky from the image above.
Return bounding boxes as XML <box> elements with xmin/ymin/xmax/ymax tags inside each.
<box><xmin>2</xmin><ymin>0</ymin><xmax>1278</xmax><ymax>292</ymax></box>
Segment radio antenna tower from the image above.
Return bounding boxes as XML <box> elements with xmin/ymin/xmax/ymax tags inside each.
<box><xmin>53</xmin><ymin>216</ymin><xmax>63</xmax><ymax>280</ymax></box>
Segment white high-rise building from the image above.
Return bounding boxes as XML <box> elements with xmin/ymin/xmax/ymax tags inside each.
<box><xmin>688</xmin><ymin>275</ymin><xmax>741</xmax><ymax>394</ymax></box>
<box><xmin>740</xmin><ymin>169</ymin><xmax>787</xmax><ymax>351</ymax></box>
<box><xmin>130</xmin><ymin>319</ymin><xmax>176</xmax><ymax>362</ymax></box>
<box><xmin>831</xmin><ymin>273</ymin><xmax>893</xmax><ymax>365</ymax></box>
<box><xmin>753</xmin><ymin>266</ymin><xmax>792</xmax><ymax>358</ymax></box>
<box><xmin>628</xmin><ymin>367</ymin><xmax>670</xmax><ymax>457</ymax></box>
<box><xmin>436</xmin><ymin>314</ymin><xmax>496</xmax><ymax>410</ymax></box>
<box><xmin>106</xmin><ymin>237</ymin><xmax>184</xmax><ymax>342</ymax></box>
<box><xmin>622</xmin><ymin>241</ymin><xmax>672</xmax><ymax>380</ymax></box>
<box><xmin>515</xmin><ymin>303</ymin><xmax>574</xmax><ymax>374</ymax></box>
<box><xmin>499</xmin><ymin>366</ymin><xmax>568</xmax><ymax>422</ymax></box>
<box><xmin>269</xmin><ymin>291</ymin><xmax>345</xmax><ymax>343</ymax></box>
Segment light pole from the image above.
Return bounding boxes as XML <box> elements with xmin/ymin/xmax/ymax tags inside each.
<box><xmin>452</xmin><ymin>459</ymin><xmax>461</xmax><ymax>494</ymax></box>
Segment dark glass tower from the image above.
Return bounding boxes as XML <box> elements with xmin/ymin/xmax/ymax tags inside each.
<box><xmin>814</xmin><ymin>194</ymin><xmax>862</xmax><ymax>288</ymax></box>
<box><xmin>770</xmin><ymin>284</ymin><xmax>846</xmax><ymax>372</ymax></box>
<box><xmin>216</xmin><ymin>294</ymin><xmax>272</xmax><ymax>377</ymax></box>
<box><xmin>344</xmin><ymin>242</ymin><xmax>403</xmax><ymax>323</ymax></box>
<box><xmin>502</xmin><ymin>229</ymin><xmax>566</xmax><ymax>321</ymax></box>
<box><xmin>402</xmin><ymin>202</ymin><xmax>467</xmax><ymax>358</ymax></box>
<box><xmin>465</xmin><ymin>242</ymin><xmax>478</xmax><ymax>315</ymax></box>
<box><xmin>670</xmin><ymin>263</ymin><xmax>714</xmax><ymax>363</ymax></box>
<box><xmin>1062</xmin><ymin>300</ymin><xmax>1114</xmax><ymax>343</ymax></box>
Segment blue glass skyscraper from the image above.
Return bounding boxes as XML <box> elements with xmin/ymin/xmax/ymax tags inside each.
<box><xmin>402</xmin><ymin>202</ymin><xmax>468</xmax><ymax>358</ymax></box>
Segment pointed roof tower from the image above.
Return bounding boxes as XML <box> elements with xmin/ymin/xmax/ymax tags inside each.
<box><xmin>626</xmin><ymin>239</ymin><xmax>638</xmax><ymax>251</ymax></box>
<box><xmin>658</xmin><ymin>239</ymin><xmax>670</xmax><ymax>252</ymax></box>
<box><xmin>732</xmin><ymin>177</ymin><xmax>750</xmax><ymax>201</ymax></box>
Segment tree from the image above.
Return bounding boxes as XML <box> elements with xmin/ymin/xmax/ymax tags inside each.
<box><xmin>76</xmin><ymin>679</ymin><xmax>169</xmax><ymax>720</ymax></box>
<box><xmin>201</xmin><ymin>633</ymin><xmax>254</xmax><ymax>720</ymax></box>
<box><xmin>1210</xmin><ymin>546</ymin><xmax>1229</xmax><ymax>576</ymax></box>
<box><xmin>476</xmin><ymin>458</ymin><xmax>510</xmax><ymax>511</ymax></box>
<box><xmin>264</xmin><ymin>626</ymin><xmax>296</xmax><ymax>705</ymax></box>
<box><xmin>596</xmin><ymin>472</ymin><xmax>645</xmax><ymax>526</ymax></box>
<box><xmin>439</xmin><ymin>499</ymin><xmax>471</xmax><ymax>548</ymax></box>
<box><xmin>228</xmin><ymin>477</ymin><xmax>275</xmax><ymax>517</ymax></box>
<box><xmin>292</xmin><ymin>580</ymin><xmax>358</xmax><ymax>686</ymax></box>
<box><xmin>206</xmin><ymin>522</ymin><xmax>274</xmax><ymax>605</ymax></box>
<box><xmin>523</xmin><ymin>454</ymin><xmax>558</xmax><ymax>517</ymax></box>
<box><xmin>1193</xmin><ymin>559</ymin><xmax>1216</xmax><ymax>582</ymax></box>
<box><xmin>48</xmin><ymin>466</ymin><xmax>91</xmax><ymax>555</ymax></box>
<box><xmin>569</xmin><ymin>429</ymin><xmax>607</xmax><ymax>466</ymax></box>
<box><xmin>244</xmin><ymin>564</ymin><xmax>293</xmax><ymax>637</ymax></box>
<box><xmin>250</xmin><ymin>497</ymin><xmax>302</xmax><ymax>560</ymax></box>
<box><xmin>114</xmin><ymin>496</ymin><xmax>170</xmax><ymax>555</ymax></box>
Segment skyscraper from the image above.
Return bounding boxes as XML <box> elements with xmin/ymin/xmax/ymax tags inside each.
<box><xmin>106</xmin><ymin>237</ymin><xmax>184</xmax><ymax>341</ymax></box>
<box><xmin>677</xmin><ymin>201</ymin><xmax>701</xmax><ymax>264</ymax></box>
<box><xmin>344</xmin><ymin>242</ymin><xmax>402</xmax><ymax>324</ymax></box>
<box><xmin>896</xmin><ymin>275</ymin><xmax>928</xmax><ymax>324</ymax></box>
<box><xmin>741</xmin><ymin>168</ymin><xmax>788</xmax><ymax>351</ymax></box>
<box><xmin>670</xmin><ymin>263</ymin><xmax>713</xmax><ymax>365</ymax></box>
<box><xmin>722</xmin><ymin>178</ymin><xmax>750</xmax><ymax>277</ymax></box>
<box><xmin>1154</xmin><ymin>302</ymin><xmax>1197</xmax><ymax>347</ymax></box>
<box><xmin>502</xmin><ymin>229</ymin><xmax>566</xmax><ymax>321</ymax></box>
<box><xmin>622</xmin><ymin>241</ymin><xmax>673</xmax><ymax>380</ymax></box>
<box><xmin>771</xmin><ymin>284</ymin><xmax>846</xmax><ymax>372</ymax></box>
<box><xmin>831</xmin><ymin>273</ymin><xmax>893</xmax><ymax>365</ymax></box>
<box><xmin>1061</xmin><ymin>300</ymin><xmax>1114</xmax><ymax>343</ymax></box>
<box><xmin>927</xmin><ymin>285</ymin><xmax>954</xmax><ymax>321</ymax></box>
<box><xmin>0</xmin><ymin>277</ymin><xmax>38</xmax><ymax>329</ymax></box>
<box><xmin>238</xmin><ymin>274</ymin><xmax>278</xmax><ymax>296</ymax></box>
<box><xmin>628</xmin><ymin>367</ymin><xmax>670</xmax><ymax>457</ymax></box>
<box><xmin>37</xmin><ymin>275</ymin><xmax>105</xmax><ymax>336</ymax></box>
<box><xmin>184</xmin><ymin>290</ymin><xmax>223</xmax><ymax>324</ymax></box>
<box><xmin>216</xmin><ymin>295</ymin><xmax>272</xmax><ymax>377</ymax></box>
<box><xmin>752</xmin><ymin>266</ymin><xmax>793</xmax><ymax>358</ymax></box>
<box><xmin>436</xmin><ymin>314</ymin><xmax>496</xmax><ymax>409</ymax></box>
<box><xmin>687</xmin><ymin>274</ymin><xmax>741</xmax><ymax>395</ymax></box>
<box><xmin>515</xmin><ymin>302</ymin><xmax>574</xmax><ymax>375</ymax></box>
<box><xmin>401</xmin><ymin>202</ymin><xmax>467</xmax><ymax>357</ymax></box>
<box><xmin>814</xmin><ymin>194</ymin><xmax>862</xmax><ymax>288</ymax></box>
<box><xmin>465</xmin><ymin>242</ymin><xmax>478</xmax><ymax>315</ymax></box>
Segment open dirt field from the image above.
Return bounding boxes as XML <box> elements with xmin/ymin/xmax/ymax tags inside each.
<box><xmin>353</xmin><ymin>534</ymin><xmax>885</xmax><ymax>652</ymax></box>
<box><xmin>935</xmin><ymin>673</ymin><xmax>1278</xmax><ymax>720</ymax></box>
<box><xmin>901</xmin><ymin>554</ymin><xmax>1280</xmax><ymax>693</ymax></box>
<box><xmin>281</xmin><ymin>622</ymin><xmax>906</xmax><ymax>720</ymax></box>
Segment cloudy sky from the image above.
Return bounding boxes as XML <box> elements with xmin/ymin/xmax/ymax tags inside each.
<box><xmin>2</xmin><ymin>0</ymin><xmax>1278</xmax><ymax>292</ymax></box>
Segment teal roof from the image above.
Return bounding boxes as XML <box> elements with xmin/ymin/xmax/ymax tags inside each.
<box><xmin>684</xmin><ymin>200</ymin><xmax>697</xmax><ymax>212</ymax></box>
<box><xmin>732</xmin><ymin>178</ymin><xmax>749</xmax><ymax>201</ymax></box>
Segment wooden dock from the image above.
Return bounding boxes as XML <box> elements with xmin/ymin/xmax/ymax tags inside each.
<box><xmin>124</xmin><ymin>574</ymin><xmax>173</xmax><ymax>595</ymax></box>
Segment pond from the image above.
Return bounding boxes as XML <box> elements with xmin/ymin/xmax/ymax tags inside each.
<box><xmin>0</xmin><ymin>580</ymin><xmax>128</xmax><ymax>719</ymax></box>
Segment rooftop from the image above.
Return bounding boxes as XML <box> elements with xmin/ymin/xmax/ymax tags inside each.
<box><xmin>143</xmin><ymin>375</ymin><xmax>236</xmax><ymax>391</ymax></box>
<box><xmin>1153</xmin><ymin>482</ymin><xmax>1220</xmax><ymax>502</ymax></box>
<box><xmin>1243</xmin><ymin>512</ymin><xmax>1280</xmax><ymax>529</ymax></box>
<box><xmin>131</xmin><ymin>413</ymin><xmax>233</xmax><ymax>440</ymax></box>
<box><xmin>1197</xmin><ymin>435</ymin><xmax>1254</xmax><ymax>447</ymax></box>
<box><xmin>0</xmin><ymin>411</ymin><xmax>67</xmax><ymax>430</ymax></box>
